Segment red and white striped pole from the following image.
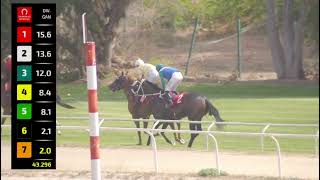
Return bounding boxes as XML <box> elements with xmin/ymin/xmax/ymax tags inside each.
<box><xmin>82</xmin><ymin>13</ymin><xmax>101</xmax><ymax>180</ymax></box>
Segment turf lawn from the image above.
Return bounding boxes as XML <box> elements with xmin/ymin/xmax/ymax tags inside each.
<box><xmin>1</xmin><ymin>81</ymin><xmax>319</xmax><ymax>154</ymax></box>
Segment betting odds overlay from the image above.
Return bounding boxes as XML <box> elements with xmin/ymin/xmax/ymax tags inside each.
<box><xmin>11</xmin><ymin>4</ymin><xmax>56</xmax><ymax>169</ymax></box>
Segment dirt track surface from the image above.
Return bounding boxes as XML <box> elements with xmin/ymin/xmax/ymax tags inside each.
<box><xmin>1</xmin><ymin>143</ymin><xmax>319</xmax><ymax>179</ymax></box>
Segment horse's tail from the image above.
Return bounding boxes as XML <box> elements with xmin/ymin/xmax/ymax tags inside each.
<box><xmin>56</xmin><ymin>95</ymin><xmax>75</xmax><ymax>109</ymax></box>
<box><xmin>205</xmin><ymin>98</ymin><xmax>224</xmax><ymax>128</ymax></box>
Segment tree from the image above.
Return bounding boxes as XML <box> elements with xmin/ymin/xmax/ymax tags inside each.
<box><xmin>90</xmin><ymin>0</ymin><xmax>131</xmax><ymax>69</ymax></box>
<box><xmin>1</xmin><ymin>0</ymin><xmax>11</xmax><ymax>60</ymax></box>
<box><xmin>56</xmin><ymin>0</ymin><xmax>132</xmax><ymax>80</ymax></box>
<box><xmin>265</xmin><ymin>0</ymin><xmax>308</xmax><ymax>79</ymax></box>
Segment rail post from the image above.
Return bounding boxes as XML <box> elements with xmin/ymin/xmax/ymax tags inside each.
<box><xmin>270</xmin><ymin>136</ymin><xmax>282</xmax><ymax>178</ymax></box>
<box><xmin>315</xmin><ymin>130</ymin><xmax>319</xmax><ymax>157</ymax></box>
<box><xmin>206</xmin><ymin>122</ymin><xmax>216</xmax><ymax>150</ymax></box>
<box><xmin>236</xmin><ymin>17</ymin><xmax>241</xmax><ymax>79</ymax></box>
<box><xmin>83</xmin><ymin>12</ymin><xmax>101</xmax><ymax>180</ymax></box>
<box><xmin>144</xmin><ymin>130</ymin><xmax>159</xmax><ymax>173</ymax></box>
<box><xmin>261</xmin><ymin>124</ymin><xmax>271</xmax><ymax>152</ymax></box>
<box><xmin>208</xmin><ymin>133</ymin><xmax>221</xmax><ymax>175</ymax></box>
<box><xmin>185</xmin><ymin>16</ymin><xmax>199</xmax><ymax>76</ymax></box>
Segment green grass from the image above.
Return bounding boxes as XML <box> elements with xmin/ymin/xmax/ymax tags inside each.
<box><xmin>1</xmin><ymin>81</ymin><xmax>319</xmax><ymax>154</ymax></box>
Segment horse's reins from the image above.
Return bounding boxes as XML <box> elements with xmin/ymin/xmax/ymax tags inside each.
<box><xmin>130</xmin><ymin>80</ymin><xmax>163</xmax><ymax>97</ymax></box>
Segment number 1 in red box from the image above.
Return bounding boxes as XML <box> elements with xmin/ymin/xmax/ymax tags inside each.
<box><xmin>17</xmin><ymin>27</ymin><xmax>32</xmax><ymax>43</ymax></box>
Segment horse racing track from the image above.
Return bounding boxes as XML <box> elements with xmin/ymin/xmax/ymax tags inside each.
<box><xmin>1</xmin><ymin>111</ymin><xmax>319</xmax><ymax>179</ymax></box>
<box><xmin>1</xmin><ymin>141</ymin><xmax>319</xmax><ymax>179</ymax></box>
<box><xmin>1</xmin><ymin>78</ymin><xmax>319</xmax><ymax>179</ymax></box>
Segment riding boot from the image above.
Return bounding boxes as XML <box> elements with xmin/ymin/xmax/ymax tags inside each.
<box><xmin>165</xmin><ymin>91</ymin><xmax>173</xmax><ymax>107</ymax></box>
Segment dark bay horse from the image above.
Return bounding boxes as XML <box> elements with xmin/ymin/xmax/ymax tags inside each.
<box><xmin>108</xmin><ymin>73</ymin><xmax>184</xmax><ymax>145</ymax></box>
<box><xmin>131</xmin><ymin>80</ymin><xmax>224</xmax><ymax>148</ymax></box>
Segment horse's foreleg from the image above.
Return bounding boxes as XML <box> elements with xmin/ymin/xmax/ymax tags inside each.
<box><xmin>1</xmin><ymin>108</ymin><xmax>10</xmax><ymax>134</ymax></box>
<box><xmin>152</xmin><ymin>121</ymin><xmax>163</xmax><ymax>136</ymax></box>
<box><xmin>134</xmin><ymin>120</ymin><xmax>142</xmax><ymax>145</ymax></box>
<box><xmin>168</xmin><ymin>122</ymin><xmax>179</xmax><ymax>144</ymax></box>
<box><xmin>188</xmin><ymin>123</ymin><xmax>198</xmax><ymax>148</ymax></box>
<box><xmin>143</xmin><ymin>120</ymin><xmax>148</xmax><ymax>129</ymax></box>
<box><xmin>160</xmin><ymin>123</ymin><xmax>175</xmax><ymax>145</ymax></box>
<box><xmin>1</xmin><ymin>108</ymin><xmax>10</xmax><ymax>125</ymax></box>
<box><xmin>1</xmin><ymin>117</ymin><xmax>6</xmax><ymax>125</ymax></box>
<box><xmin>175</xmin><ymin>122</ymin><xmax>185</xmax><ymax>144</ymax></box>
<box><xmin>142</xmin><ymin>118</ymin><xmax>149</xmax><ymax>135</ymax></box>
<box><xmin>168</xmin><ymin>122</ymin><xmax>177</xmax><ymax>139</ymax></box>
<box><xmin>1</xmin><ymin>117</ymin><xmax>6</xmax><ymax>135</ymax></box>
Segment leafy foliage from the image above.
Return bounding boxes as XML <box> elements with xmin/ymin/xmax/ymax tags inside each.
<box><xmin>198</xmin><ymin>168</ymin><xmax>228</xmax><ymax>177</ymax></box>
<box><xmin>0</xmin><ymin>0</ymin><xmax>318</xmax><ymax>81</ymax></box>
<box><xmin>141</xmin><ymin>0</ymin><xmax>265</xmax><ymax>31</ymax></box>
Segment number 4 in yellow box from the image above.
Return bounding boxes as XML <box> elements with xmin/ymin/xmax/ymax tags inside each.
<box><xmin>17</xmin><ymin>84</ymin><xmax>32</xmax><ymax>100</ymax></box>
<box><xmin>17</xmin><ymin>142</ymin><xmax>32</xmax><ymax>158</ymax></box>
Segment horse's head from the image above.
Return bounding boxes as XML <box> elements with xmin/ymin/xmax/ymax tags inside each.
<box><xmin>128</xmin><ymin>80</ymin><xmax>144</xmax><ymax>95</ymax></box>
<box><xmin>109</xmin><ymin>72</ymin><xmax>130</xmax><ymax>92</ymax></box>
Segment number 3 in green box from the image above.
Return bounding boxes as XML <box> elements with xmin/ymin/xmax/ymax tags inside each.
<box><xmin>17</xmin><ymin>65</ymin><xmax>32</xmax><ymax>81</ymax></box>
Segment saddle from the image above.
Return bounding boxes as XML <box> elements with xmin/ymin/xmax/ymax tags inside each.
<box><xmin>161</xmin><ymin>92</ymin><xmax>185</xmax><ymax>108</ymax></box>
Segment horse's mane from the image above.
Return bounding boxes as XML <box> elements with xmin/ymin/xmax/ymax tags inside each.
<box><xmin>144</xmin><ymin>80</ymin><xmax>163</xmax><ymax>92</ymax></box>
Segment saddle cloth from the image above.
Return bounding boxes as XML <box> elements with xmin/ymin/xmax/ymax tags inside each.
<box><xmin>172</xmin><ymin>92</ymin><xmax>185</xmax><ymax>106</ymax></box>
<box><xmin>138</xmin><ymin>92</ymin><xmax>185</xmax><ymax>106</ymax></box>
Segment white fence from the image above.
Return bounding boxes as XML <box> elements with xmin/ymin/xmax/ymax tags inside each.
<box><xmin>54</xmin><ymin>116</ymin><xmax>319</xmax><ymax>155</ymax></box>
<box><xmin>3</xmin><ymin>115</ymin><xmax>318</xmax><ymax>153</ymax></box>
<box><xmin>1</xmin><ymin>117</ymin><xmax>319</xmax><ymax>178</ymax></box>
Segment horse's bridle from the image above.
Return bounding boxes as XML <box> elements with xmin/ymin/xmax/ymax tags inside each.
<box><xmin>130</xmin><ymin>80</ymin><xmax>163</xmax><ymax>97</ymax></box>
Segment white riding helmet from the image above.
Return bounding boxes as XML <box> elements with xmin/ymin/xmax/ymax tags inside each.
<box><xmin>135</xmin><ymin>58</ymin><xmax>144</xmax><ymax>67</ymax></box>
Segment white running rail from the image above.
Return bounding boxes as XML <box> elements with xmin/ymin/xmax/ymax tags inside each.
<box><xmin>1</xmin><ymin>124</ymin><xmax>318</xmax><ymax>178</ymax></box>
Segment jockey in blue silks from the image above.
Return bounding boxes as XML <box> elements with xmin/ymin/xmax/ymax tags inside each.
<box><xmin>156</xmin><ymin>64</ymin><xmax>183</xmax><ymax>106</ymax></box>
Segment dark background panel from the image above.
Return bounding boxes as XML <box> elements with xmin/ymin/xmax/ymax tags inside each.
<box><xmin>32</xmin><ymin>4</ymin><xmax>56</xmax><ymax>25</ymax></box>
<box><xmin>32</xmin><ymin>45</ymin><xmax>55</xmax><ymax>63</ymax></box>
<box><xmin>16</xmin><ymin>122</ymin><xmax>32</xmax><ymax>139</ymax></box>
<box><xmin>32</xmin><ymin>64</ymin><xmax>56</xmax><ymax>82</ymax></box>
<box><xmin>32</xmin><ymin>122</ymin><xmax>55</xmax><ymax>140</ymax></box>
<box><xmin>32</xmin><ymin>103</ymin><xmax>56</xmax><ymax>120</ymax></box>
<box><xmin>32</xmin><ymin>141</ymin><xmax>56</xmax><ymax>160</ymax></box>
<box><xmin>32</xmin><ymin>26</ymin><xmax>55</xmax><ymax>44</ymax></box>
<box><xmin>32</xmin><ymin>83</ymin><xmax>56</xmax><ymax>101</ymax></box>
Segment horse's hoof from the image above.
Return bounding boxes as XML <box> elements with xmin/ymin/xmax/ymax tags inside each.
<box><xmin>137</xmin><ymin>143</ymin><xmax>142</xmax><ymax>146</ymax></box>
<box><xmin>178</xmin><ymin>139</ymin><xmax>185</xmax><ymax>144</ymax></box>
<box><xmin>171</xmin><ymin>141</ymin><xmax>176</xmax><ymax>146</ymax></box>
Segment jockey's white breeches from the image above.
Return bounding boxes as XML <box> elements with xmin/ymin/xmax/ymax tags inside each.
<box><xmin>146</xmin><ymin>68</ymin><xmax>159</xmax><ymax>83</ymax></box>
<box><xmin>166</xmin><ymin>72</ymin><xmax>183</xmax><ymax>91</ymax></box>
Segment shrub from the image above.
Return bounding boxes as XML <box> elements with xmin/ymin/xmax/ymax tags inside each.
<box><xmin>197</xmin><ymin>168</ymin><xmax>228</xmax><ymax>177</ymax></box>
